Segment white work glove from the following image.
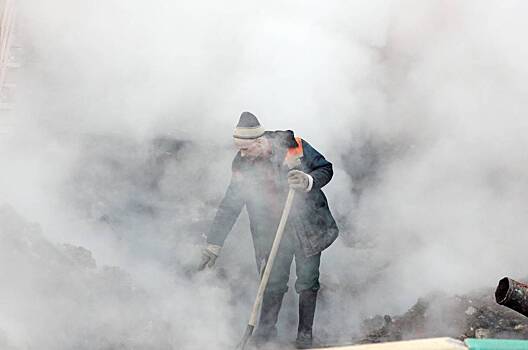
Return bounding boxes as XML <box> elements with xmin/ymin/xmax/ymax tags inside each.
<box><xmin>288</xmin><ymin>170</ymin><xmax>313</xmax><ymax>192</ymax></box>
<box><xmin>198</xmin><ymin>244</ymin><xmax>222</xmax><ymax>270</ymax></box>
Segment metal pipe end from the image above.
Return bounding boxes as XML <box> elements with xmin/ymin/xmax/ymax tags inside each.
<box><xmin>495</xmin><ymin>277</ymin><xmax>511</xmax><ymax>305</ymax></box>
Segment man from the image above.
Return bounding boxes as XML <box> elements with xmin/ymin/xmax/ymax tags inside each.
<box><xmin>200</xmin><ymin>112</ymin><xmax>338</xmax><ymax>348</ymax></box>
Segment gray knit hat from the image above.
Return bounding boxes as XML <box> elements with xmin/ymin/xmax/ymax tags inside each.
<box><xmin>233</xmin><ymin>111</ymin><xmax>265</xmax><ymax>139</ymax></box>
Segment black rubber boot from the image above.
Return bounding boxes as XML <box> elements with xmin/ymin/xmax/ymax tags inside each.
<box><xmin>295</xmin><ymin>290</ymin><xmax>317</xmax><ymax>349</ymax></box>
<box><xmin>253</xmin><ymin>292</ymin><xmax>285</xmax><ymax>347</ymax></box>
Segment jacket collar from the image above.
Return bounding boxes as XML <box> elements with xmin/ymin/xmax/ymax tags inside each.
<box><xmin>263</xmin><ymin>130</ymin><xmax>298</xmax><ymax>149</ymax></box>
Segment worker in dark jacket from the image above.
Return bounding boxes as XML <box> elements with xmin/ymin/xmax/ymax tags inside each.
<box><xmin>200</xmin><ymin>111</ymin><xmax>338</xmax><ymax>348</ymax></box>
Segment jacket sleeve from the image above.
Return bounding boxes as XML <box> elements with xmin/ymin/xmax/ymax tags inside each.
<box><xmin>206</xmin><ymin>162</ymin><xmax>246</xmax><ymax>247</ymax></box>
<box><xmin>302</xmin><ymin>140</ymin><xmax>333</xmax><ymax>190</ymax></box>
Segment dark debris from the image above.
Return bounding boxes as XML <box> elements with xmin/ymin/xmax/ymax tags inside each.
<box><xmin>360</xmin><ymin>290</ymin><xmax>528</xmax><ymax>343</ymax></box>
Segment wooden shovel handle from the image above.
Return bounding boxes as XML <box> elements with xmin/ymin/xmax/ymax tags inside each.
<box><xmin>248</xmin><ymin>188</ymin><xmax>296</xmax><ymax>327</ymax></box>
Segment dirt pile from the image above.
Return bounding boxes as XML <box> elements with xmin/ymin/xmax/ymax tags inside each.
<box><xmin>0</xmin><ymin>204</ymin><xmax>175</xmax><ymax>349</ymax></box>
<box><xmin>360</xmin><ymin>290</ymin><xmax>528</xmax><ymax>343</ymax></box>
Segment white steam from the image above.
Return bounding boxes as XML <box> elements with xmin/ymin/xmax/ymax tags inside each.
<box><xmin>1</xmin><ymin>0</ymin><xmax>528</xmax><ymax>348</ymax></box>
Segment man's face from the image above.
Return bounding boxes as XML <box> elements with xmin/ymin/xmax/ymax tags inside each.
<box><xmin>234</xmin><ymin>136</ymin><xmax>272</xmax><ymax>159</ymax></box>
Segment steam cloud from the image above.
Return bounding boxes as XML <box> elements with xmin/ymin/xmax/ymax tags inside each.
<box><xmin>1</xmin><ymin>0</ymin><xmax>528</xmax><ymax>348</ymax></box>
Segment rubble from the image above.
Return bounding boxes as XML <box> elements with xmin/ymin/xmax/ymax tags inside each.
<box><xmin>0</xmin><ymin>204</ymin><xmax>174</xmax><ymax>349</ymax></box>
<box><xmin>360</xmin><ymin>289</ymin><xmax>528</xmax><ymax>344</ymax></box>
<box><xmin>60</xmin><ymin>243</ymin><xmax>97</xmax><ymax>269</ymax></box>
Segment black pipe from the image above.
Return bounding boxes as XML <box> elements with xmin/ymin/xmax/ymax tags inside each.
<box><xmin>495</xmin><ymin>277</ymin><xmax>528</xmax><ymax>318</ymax></box>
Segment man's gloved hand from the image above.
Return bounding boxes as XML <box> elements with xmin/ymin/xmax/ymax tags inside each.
<box><xmin>288</xmin><ymin>170</ymin><xmax>313</xmax><ymax>192</ymax></box>
<box><xmin>198</xmin><ymin>244</ymin><xmax>222</xmax><ymax>270</ymax></box>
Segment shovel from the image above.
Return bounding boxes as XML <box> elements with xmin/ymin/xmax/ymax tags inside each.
<box><xmin>237</xmin><ymin>188</ymin><xmax>296</xmax><ymax>350</ymax></box>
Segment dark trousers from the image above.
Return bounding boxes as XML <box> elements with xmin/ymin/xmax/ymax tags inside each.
<box><xmin>254</xmin><ymin>229</ymin><xmax>320</xmax><ymax>343</ymax></box>
<box><xmin>256</xmin><ymin>229</ymin><xmax>321</xmax><ymax>295</ymax></box>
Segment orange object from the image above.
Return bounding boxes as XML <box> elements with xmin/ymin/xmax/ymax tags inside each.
<box><xmin>286</xmin><ymin>137</ymin><xmax>303</xmax><ymax>158</ymax></box>
<box><xmin>284</xmin><ymin>137</ymin><xmax>303</xmax><ymax>169</ymax></box>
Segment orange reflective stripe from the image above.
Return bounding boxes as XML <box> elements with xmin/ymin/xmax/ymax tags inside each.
<box><xmin>284</xmin><ymin>137</ymin><xmax>303</xmax><ymax>169</ymax></box>
<box><xmin>285</xmin><ymin>137</ymin><xmax>303</xmax><ymax>160</ymax></box>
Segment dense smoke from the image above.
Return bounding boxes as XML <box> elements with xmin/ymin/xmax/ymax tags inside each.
<box><xmin>1</xmin><ymin>0</ymin><xmax>528</xmax><ymax>348</ymax></box>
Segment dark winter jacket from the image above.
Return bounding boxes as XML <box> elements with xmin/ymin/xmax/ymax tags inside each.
<box><xmin>207</xmin><ymin>130</ymin><xmax>339</xmax><ymax>257</ymax></box>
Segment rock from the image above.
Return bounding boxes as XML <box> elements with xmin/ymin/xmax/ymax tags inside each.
<box><xmin>475</xmin><ymin>328</ymin><xmax>491</xmax><ymax>339</ymax></box>
<box><xmin>60</xmin><ymin>243</ymin><xmax>97</xmax><ymax>269</ymax></box>
<box><xmin>465</xmin><ymin>306</ymin><xmax>477</xmax><ymax>316</ymax></box>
